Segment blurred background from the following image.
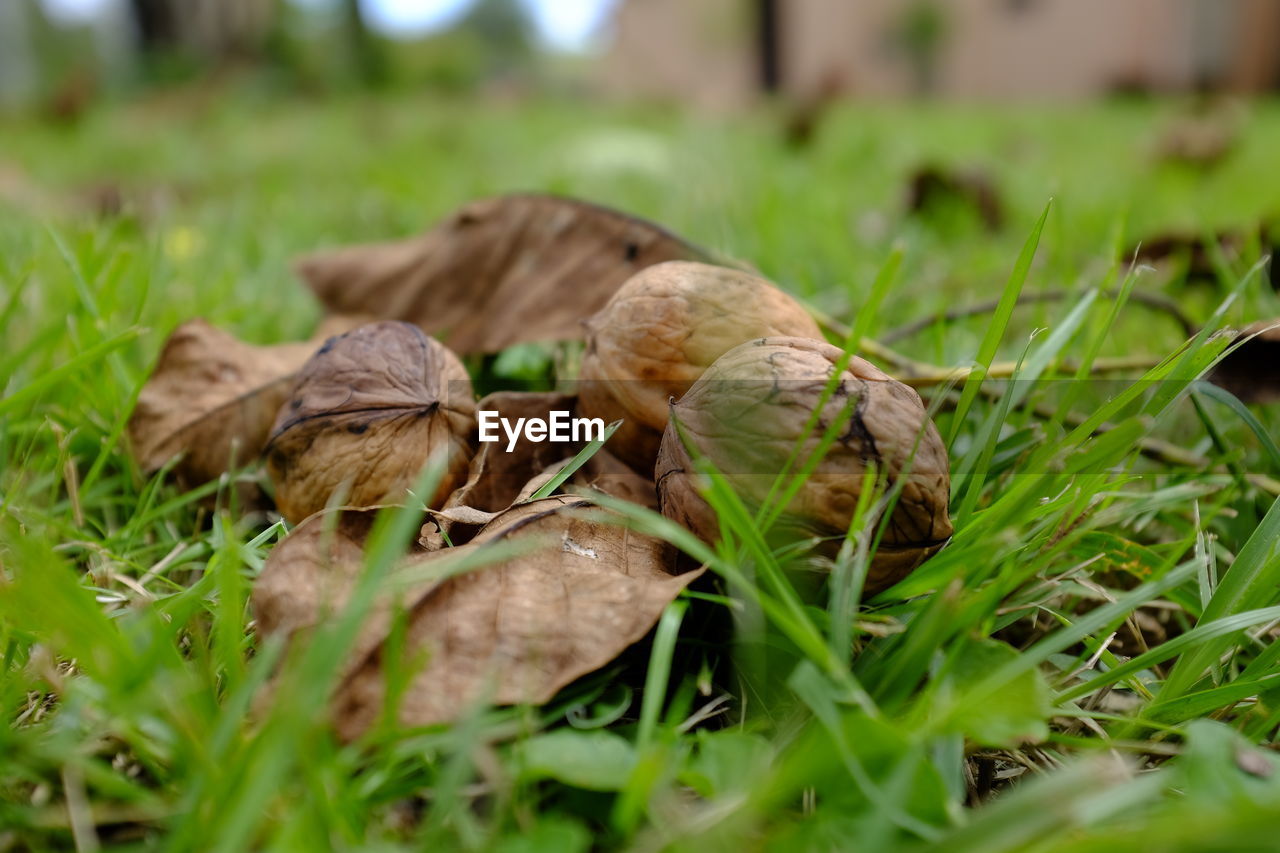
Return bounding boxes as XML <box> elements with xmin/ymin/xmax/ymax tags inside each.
<box><xmin>5</xmin><ymin>0</ymin><xmax>1280</xmax><ymax>111</ymax></box>
<box><xmin>3</xmin><ymin>0</ymin><xmax>1280</xmax><ymax>353</ymax></box>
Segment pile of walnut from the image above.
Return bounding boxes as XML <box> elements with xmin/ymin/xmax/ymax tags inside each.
<box><xmin>127</xmin><ymin>194</ymin><xmax>952</xmax><ymax>739</ymax></box>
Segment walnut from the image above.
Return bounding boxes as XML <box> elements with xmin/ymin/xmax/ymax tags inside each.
<box><xmin>578</xmin><ymin>261</ymin><xmax>822</xmax><ymax>471</ymax></box>
<box><xmin>265</xmin><ymin>322</ymin><xmax>475</xmax><ymax>523</ymax></box>
<box><xmin>655</xmin><ymin>336</ymin><xmax>952</xmax><ymax>593</ymax></box>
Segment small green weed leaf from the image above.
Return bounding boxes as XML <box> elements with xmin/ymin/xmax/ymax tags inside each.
<box><xmin>517</xmin><ymin>729</ymin><xmax>637</xmax><ymax>792</ymax></box>
<box><xmin>492</xmin><ymin>818</ymin><xmax>592</xmax><ymax>853</ymax></box>
<box><xmin>1173</xmin><ymin>720</ymin><xmax>1280</xmax><ymax>803</ymax></box>
<box><xmin>680</xmin><ymin>731</ymin><xmax>774</xmax><ymax>798</ymax></box>
<box><xmin>941</xmin><ymin>639</ymin><xmax>1052</xmax><ymax>747</ymax></box>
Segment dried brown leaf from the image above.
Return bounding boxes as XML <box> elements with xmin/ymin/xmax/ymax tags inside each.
<box><xmin>127</xmin><ymin>316</ymin><xmax>362</xmax><ymax>485</ymax></box>
<box><xmin>434</xmin><ymin>505</ymin><xmax>501</xmax><ymax>527</ymax></box>
<box><xmin>1155</xmin><ymin>104</ymin><xmax>1241</xmax><ymax>169</ymax></box>
<box><xmin>334</xmin><ymin>497</ymin><xmax>699</xmax><ymax>737</ymax></box>
<box><xmin>265</xmin><ymin>321</ymin><xmax>476</xmax><ymax>524</ymax></box>
<box><xmin>439</xmin><ymin>391</ymin><xmax>658</xmax><ymax>542</ymax></box>
<box><xmin>1209</xmin><ymin>319</ymin><xmax>1280</xmax><ymax>404</ymax></box>
<box><xmin>1130</xmin><ymin>224</ymin><xmax>1276</xmax><ymax>288</ymax></box>
<box><xmin>251</xmin><ymin>497</ymin><xmax>700</xmax><ymax>739</ymax></box>
<box><xmin>444</xmin><ymin>391</ymin><xmax>580</xmax><ymax>519</ymax></box>
<box><xmin>252</xmin><ymin>506</ymin><xmax>442</xmax><ymax>685</ymax></box>
<box><xmin>906</xmin><ymin>164</ymin><xmax>1003</xmax><ymax>232</ymax></box>
<box><xmin>574</xmin><ymin>445</ymin><xmax>659</xmax><ymax>510</ymax></box>
<box><xmin>294</xmin><ymin>194</ymin><xmax>712</xmax><ymax>353</ymax></box>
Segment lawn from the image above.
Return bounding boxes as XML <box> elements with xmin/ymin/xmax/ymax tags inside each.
<box><xmin>3</xmin><ymin>88</ymin><xmax>1280</xmax><ymax>851</ymax></box>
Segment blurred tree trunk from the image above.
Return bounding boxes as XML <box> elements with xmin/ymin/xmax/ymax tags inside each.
<box><xmin>342</xmin><ymin>0</ymin><xmax>390</xmax><ymax>87</ymax></box>
<box><xmin>128</xmin><ymin>0</ymin><xmax>278</xmax><ymax>61</ymax></box>
<box><xmin>129</xmin><ymin>0</ymin><xmax>179</xmax><ymax>53</ymax></box>
<box><xmin>757</xmin><ymin>0</ymin><xmax>781</xmax><ymax>93</ymax></box>
<box><xmin>1227</xmin><ymin>0</ymin><xmax>1280</xmax><ymax>91</ymax></box>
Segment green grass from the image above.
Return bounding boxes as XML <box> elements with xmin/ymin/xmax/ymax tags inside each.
<box><xmin>3</xmin><ymin>88</ymin><xmax>1280</xmax><ymax>850</ymax></box>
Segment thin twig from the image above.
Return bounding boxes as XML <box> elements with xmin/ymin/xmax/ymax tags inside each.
<box><xmin>809</xmin><ymin>311</ymin><xmax>1280</xmax><ymax>496</ymax></box>
<box><xmin>898</xmin><ymin>355</ymin><xmax>1161</xmax><ymax>388</ymax></box>
<box><xmin>137</xmin><ymin>542</ymin><xmax>188</xmax><ymax>587</ymax></box>
<box><xmin>880</xmin><ymin>288</ymin><xmax>1199</xmax><ymax>344</ymax></box>
<box><xmin>61</xmin><ymin>765</ymin><xmax>100</xmax><ymax>853</ymax></box>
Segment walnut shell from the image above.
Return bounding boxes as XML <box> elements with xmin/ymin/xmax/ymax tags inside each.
<box><xmin>265</xmin><ymin>322</ymin><xmax>475</xmax><ymax>523</ymax></box>
<box><xmin>578</xmin><ymin>261</ymin><xmax>822</xmax><ymax>471</ymax></box>
<box><xmin>655</xmin><ymin>336</ymin><xmax>952</xmax><ymax>593</ymax></box>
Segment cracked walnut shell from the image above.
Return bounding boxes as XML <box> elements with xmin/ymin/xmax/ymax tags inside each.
<box><xmin>655</xmin><ymin>336</ymin><xmax>952</xmax><ymax>593</ymax></box>
<box><xmin>265</xmin><ymin>321</ymin><xmax>476</xmax><ymax>524</ymax></box>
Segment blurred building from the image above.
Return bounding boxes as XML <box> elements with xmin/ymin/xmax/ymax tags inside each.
<box><xmin>600</xmin><ymin>0</ymin><xmax>1280</xmax><ymax>105</ymax></box>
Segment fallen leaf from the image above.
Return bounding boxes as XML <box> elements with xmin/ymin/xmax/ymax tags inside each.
<box><xmin>439</xmin><ymin>391</ymin><xmax>657</xmax><ymax>542</ymax></box>
<box><xmin>905</xmin><ymin>164</ymin><xmax>1003</xmax><ymax>232</ymax></box>
<box><xmin>294</xmin><ymin>194</ymin><xmax>713</xmax><ymax>354</ymax></box>
<box><xmin>1155</xmin><ymin>102</ymin><xmax>1241</xmax><ymax>170</ymax></box>
<box><xmin>251</xmin><ymin>497</ymin><xmax>701</xmax><ymax>739</ymax></box>
<box><xmin>445</xmin><ymin>391</ymin><xmax>580</xmax><ymax>518</ymax></box>
<box><xmin>252</xmin><ymin>506</ymin><xmax>443</xmax><ymax>685</ymax></box>
<box><xmin>1209</xmin><ymin>319</ymin><xmax>1280</xmax><ymax>404</ymax></box>
<box><xmin>333</xmin><ymin>497</ymin><xmax>700</xmax><ymax>737</ymax></box>
<box><xmin>265</xmin><ymin>321</ymin><xmax>476</xmax><ymax>524</ymax></box>
<box><xmin>434</xmin><ymin>504</ymin><xmax>501</xmax><ymax>528</ymax></box>
<box><xmin>127</xmin><ymin>316</ymin><xmax>361</xmax><ymax>486</ymax></box>
<box><xmin>574</xmin><ymin>446</ymin><xmax>658</xmax><ymax>511</ymax></box>
<box><xmin>1130</xmin><ymin>225</ymin><xmax>1276</xmax><ymax>288</ymax></box>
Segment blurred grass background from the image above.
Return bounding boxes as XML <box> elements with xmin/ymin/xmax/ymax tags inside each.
<box><xmin>3</xmin><ymin>85</ymin><xmax>1280</xmax><ymax>849</ymax></box>
<box><xmin>5</xmin><ymin>4</ymin><xmax>1280</xmax><ymax>847</ymax></box>
<box><xmin>5</xmin><ymin>91</ymin><xmax>1279</xmax><ymax>366</ymax></box>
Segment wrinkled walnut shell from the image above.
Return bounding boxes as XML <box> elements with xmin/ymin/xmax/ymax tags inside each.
<box><xmin>578</xmin><ymin>261</ymin><xmax>822</xmax><ymax>471</ymax></box>
<box><xmin>265</xmin><ymin>321</ymin><xmax>475</xmax><ymax>523</ymax></box>
<box><xmin>655</xmin><ymin>336</ymin><xmax>952</xmax><ymax>593</ymax></box>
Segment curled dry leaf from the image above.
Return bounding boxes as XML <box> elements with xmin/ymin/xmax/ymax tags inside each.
<box><xmin>252</xmin><ymin>506</ymin><xmax>444</xmax><ymax>686</ymax></box>
<box><xmin>578</xmin><ymin>261</ymin><xmax>823</xmax><ymax>471</ymax></box>
<box><xmin>1130</xmin><ymin>224</ymin><xmax>1277</xmax><ymax>289</ymax></box>
<box><xmin>127</xmin><ymin>316</ymin><xmax>362</xmax><ymax>486</ymax></box>
<box><xmin>1155</xmin><ymin>101</ymin><xmax>1242</xmax><ymax>170</ymax></box>
<box><xmin>338</xmin><ymin>497</ymin><xmax>698</xmax><ymax>738</ymax></box>
<box><xmin>1209</xmin><ymin>319</ymin><xmax>1280</xmax><ymax>404</ymax></box>
<box><xmin>575</xmin><ymin>445</ymin><xmax>659</xmax><ymax>510</ymax></box>
<box><xmin>438</xmin><ymin>391</ymin><xmax>656</xmax><ymax>542</ymax></box>
<box><xmin>265</xmin><ymin>321</ymin><xmax>476</xmax><ymax>524</ymax></box>
<box><xmin>251</xmin><ymin>496</ymin><xmax>701</xmax><ymax>739</ymax></box>
<box><xmin>656</xmin><ymin>336</ymin><xmax>952</xmax><ymax>594</ymax></box>
<box><xmin>446</xmin><ymin>391</ymin><xmax>581</xmax><ymax>518</ymax></box>
<box><xmin>294</xmin><ymin>194</ymin><xmax>712</xmax><ymax>354</ymax></box>
<box><xmin>905</xmin><ymin>164</ymin><xmax>1003</xmax><ymax>232</ymax></box>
